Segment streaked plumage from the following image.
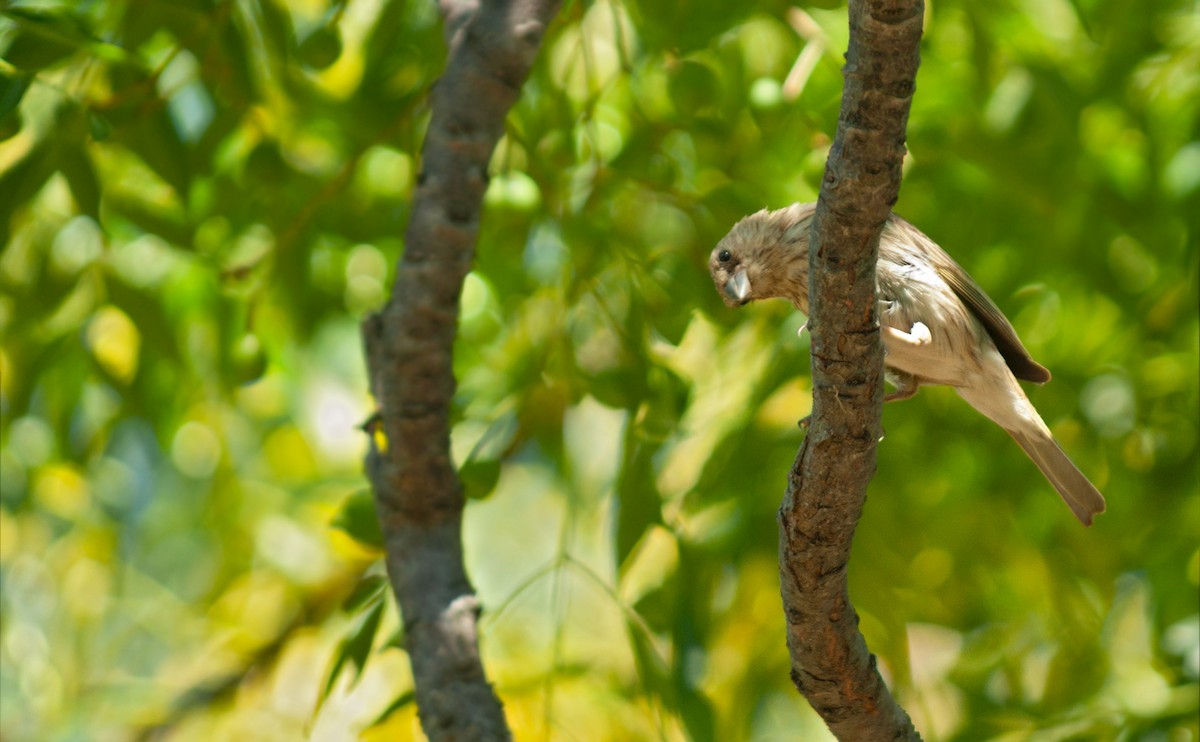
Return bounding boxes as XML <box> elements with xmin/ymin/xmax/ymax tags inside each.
<box><xmin>709</xmin><ymin>202</ymin><xmax>1106</xmax><ymax>525</ymax></box>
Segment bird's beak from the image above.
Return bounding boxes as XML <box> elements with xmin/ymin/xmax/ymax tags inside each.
<box><xmin>726</xmin><ymin>269</ymin><xmax>751</xmax><ymax>303</ymax></box>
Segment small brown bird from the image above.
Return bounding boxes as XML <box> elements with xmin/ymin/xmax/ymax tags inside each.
<box><xmin>709</xmin><ymin>202</ymin><xmax>1106</xmax><ymax>525</ymax></box>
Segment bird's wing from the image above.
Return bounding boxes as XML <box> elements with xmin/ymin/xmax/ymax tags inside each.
<box><xmin>926</xmin><ymin>240</ymin><xmax>1052</xmax><ymax>384</ymax></box>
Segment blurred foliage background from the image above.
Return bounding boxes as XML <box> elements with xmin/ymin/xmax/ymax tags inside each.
<box><xmin>1</xmin><ymin>0</ymin><xmax>1197</xmax><ymax>739</ymax></box>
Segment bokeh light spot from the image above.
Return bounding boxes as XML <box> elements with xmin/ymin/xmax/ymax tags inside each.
<box><xmin>86</xmin><ymin>306</ymin><xmax>140</xmax><ymax>384</ymax></box>
<box><xmin>171</xmin><ymin>421</ymin><xmax>222</xmax><ymax>479</ymax></box>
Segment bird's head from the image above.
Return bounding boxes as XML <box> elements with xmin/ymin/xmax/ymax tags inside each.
<box><xmin>709</xmin><ymin>203</ymin><xmax>815</xmax><ymax>309</ymax></box>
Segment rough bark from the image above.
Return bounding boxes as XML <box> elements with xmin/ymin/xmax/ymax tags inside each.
<box><xmin>780</xmin><ymin>0</ymin><xmax>925</xmax><ymax>739</ymax></box>
<box><xmin>361</xmin><ymin>1</ymin><xmax>560</xmax><ymax>739</ymax></box>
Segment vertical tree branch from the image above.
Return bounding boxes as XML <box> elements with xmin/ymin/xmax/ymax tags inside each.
<box><xmin>780</xmin><ymin>0</ymin><xmax>924</xmax><ymax>739</ymax></box>
<box><xmin>361</xmin><ymin>1</ymin><xmax>560</xmax><ymax>738</ymax></box>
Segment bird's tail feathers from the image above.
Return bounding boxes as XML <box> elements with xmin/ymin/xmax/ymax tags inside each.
<box><xmin>1008</xmin><ymin>428</ymin><xmax>1106</xmax><ymax>526</ymax></box>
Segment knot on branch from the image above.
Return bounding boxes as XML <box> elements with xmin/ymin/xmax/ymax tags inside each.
<box><xmin>868</xmin><ymin>0</ymin><xmax>925</xmax><ymax>27</ymax></box>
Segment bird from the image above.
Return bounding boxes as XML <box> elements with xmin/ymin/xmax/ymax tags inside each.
<box><xmin>709</xmin><ymin>202</ymin><xmax>1106</xmax><ymax>526</ymax></box>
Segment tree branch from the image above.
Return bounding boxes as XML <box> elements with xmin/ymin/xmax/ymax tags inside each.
<box><xmin>780</xmin><ymin>0</ymin><xmax>924</xmax><ymax>739</ymax></box>
<box><xmin>361</xmin><ymin>1</ymin><xmax>560</xmax><ymax>738</ymax></box>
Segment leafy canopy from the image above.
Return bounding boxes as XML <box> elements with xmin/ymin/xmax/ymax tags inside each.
<box><xmin>1</xmin><ymin>0</ymin><xmax>1197</xmax><ymax>739</ymax></box>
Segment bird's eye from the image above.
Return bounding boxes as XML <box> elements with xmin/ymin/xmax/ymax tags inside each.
<box><xmin>718</xmin><ymin>249</ymin><xmax>732</xmax><ymax>263</ymax></box>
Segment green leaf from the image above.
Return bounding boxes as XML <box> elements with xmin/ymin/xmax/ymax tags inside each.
<box><xmin>244</xmin><ymin>141</ymin><xmax>290</xmax><ymax>185</ymax></box>
<box><xmin>460</xmin><ymin>458</ymin><xmax>501</xmax><ymax>500</ymax></box>
<box><xmin>0</xmin><ymin>138</ymin><xmax>56</xmax><ymax>247</ymax></box>
<box><xmin>115</xmin><ymin>106</ymin><xmax>191</xmax><ymax>197</ymax></box>
<box><xmin>668</xmin><ymin>60</ymin><xmax>721</xmax><ymax>118</ymax></box>
<box><xmin>1</xmin><ymin>8</ymin><xmax>132</xmax><ymax>69</ymax></box>
<box><xmin>0</xmin><ymin>110</ymin><xmax>20</xmax><ymax>142</ymax></box>
<box><xmin>212</xmin><ymin>14</ymin><xmax>260</xmax><ymax>103</ymax></box>
<box><xmin>255</xmin><ymin>0</ymin><xmax>297</xmax><ymax>65</ymax></box>
<box><xmin>226</xmin><ymin>333</ymin><xmax>268</xmax><ymax>385</ymax></box>
<box><xmin>103</xmin><ymin>191</ymin><xmax>192</xmax><ymax>247</ymax></box>
<box><xmin>342</xmin><ymin>598</ymin><xmax>385</xmax><ymax>683</ymax></box>
<box><xmin>458</xmin><ymin>412</ymin><xmax>518</xmax><ymax>500</ymax></box>
<box><xmin>626</xmin><ymin>619</ymin><xmax>677</xmax><ymax>719</ymax></box>
<box><xmin>105</xmin><ymin>281</ymin><xmax>184</xmax><ymax>368</ymax></box>
<box><xmin>298</xmin><ymin>27</ymin><xmax>342</xmax><ymax>70</ymax></box>
<box><xmin>342</xmin><ymin>573</ymin><xmax>388</xmax><ymax>612</ymax></box>
<box><xmin>0</xmin><ymin>71</ymin><xmax>32</xmax><ymax>123</ymax></box>
<box><xmin>382</xmin><ymin>622</ymin><xmax>405</xmax><ymax>650</ymax></box>
<box><xmin>629</xmin><ymin>2</ymin><xmax>754</xmax><ymax>53</ymax></box>
<box><xmin>615</xmin><ymin>441</ymin><xmax>664</xmax><ymax>571</ymax></box>
<box><xmin>641</xmin><ymin>365</ymin><xmax>689</xmax><ymax>441</ymax></box>
<box><xmin>87</xmin><ymin>112</ymin><xmax>113</xmax><ymax>141</ymax></box>
<box><xmin>678</xmin><ymin>681</ymin><xmax>717</xmax><ymax>742</ymax></box>
<box><xmin>1</xmin><ymin>9</ymin><xmax>84</xmax><ymax>70</ymax></box>
<box><xmin>332</xmin><ymin>490</ymin><xmax>383</xmax><ymax>549</ymax></box>
<box><xmin>321</xmin><ymin>598</ymin><xmax>385</xmax><ymax>699</ymax></box>
<box><xmin>58</xmin><ymin>147</ymin><xmax>101</xmax><ymax>220</ymax></box>
<box><xmin>588</xmin><ymin>361</ymin><xmax>650</xmax><ymax>411</ymax></box>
